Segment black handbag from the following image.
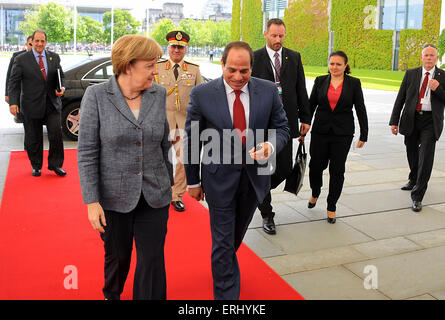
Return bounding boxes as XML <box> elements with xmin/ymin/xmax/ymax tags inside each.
<box><xmin>284</xmin><ymin>140</ymin><xmax>307</xmax><ymax>196</ymax></box>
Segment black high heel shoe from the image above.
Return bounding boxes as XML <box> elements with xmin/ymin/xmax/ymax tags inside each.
<box><xmin>327</xmin><ymin>211</ymin><xmax>336</xmax><ymax>224</ymax></box>
<box><xmin>307</xmin><ymin>197</ymin><xmax>318</xmax><ymax>209</ymax></box>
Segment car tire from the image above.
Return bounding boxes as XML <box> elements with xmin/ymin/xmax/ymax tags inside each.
<box><xmin>61</xmin><ymin>102</ymin><xmax>80</xmax><ymax>141</ymax></box>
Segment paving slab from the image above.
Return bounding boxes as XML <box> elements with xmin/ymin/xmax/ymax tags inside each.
<box><xmin>249</xmin><ymin>202</ymin><xmax>309</xmax><ymax>229</ymax></box>
<box><xmin>352</xmin><ymin>237</ymin><xmax>422</xmax><ymax>259</ymax></box>
<box><xmin>284</xmin><ymin>199</ymin><xmax>356</xmax><ymax>220</ymax></box>
<box><xmin>262</xmin><ymin>220</ymin><xmax>373</xmax><ymax>254</ymax></box>
<box><xmin>405</xmin><ymin>229</ymin><xmax>445</xmax><ymax>248</ymax></box>
<box><xmin>405</xmin><ymin>294</ymin><xmax>437</xmax><ymax>300</ymax></box>
<box><xmin>282</xmin><ymin>266</ymin><xmax>389</xmax><ymax>300</ymax></box>
<box><xmin>243</xmin><ymin>229</ymin><xmax>285</xmax><ymax>258</ymax></box>
<box><xmin>264</xmin><ymin>245</ymin><xmax>368</xmax><ymax>274</ymax></box>
<box><xmin>342</xmin><ymin>207</ymin><xmax>445</xmax><ymax>240</ymax></box>
<box><xmin>344</xmin><ymin>246</ymin><xmax>445</xmax><ymax>300</ymax></box>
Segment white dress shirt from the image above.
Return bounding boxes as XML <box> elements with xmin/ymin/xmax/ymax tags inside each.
<box><xmin>223</xmin><ymin>78</ymin><xmax>250</xmax><ymax>130</ymax></box>
<box><xmin>266</xmin><ymin>45</ymin><xmax>283</xmax><ymax>82</ymax></box>
<box><xmin>419</xmin><ymin>66</ymin><xmax>435</xmax><ymax>111</ymax></box>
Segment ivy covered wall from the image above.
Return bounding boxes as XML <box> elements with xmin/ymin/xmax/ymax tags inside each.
<box><xmin>284</xmin><ymin>0</ymin><xmax>329</xmax><ymax>66</ymax></box>
<box><xmin>231</xmin><ymin>0</ymin><xmax>241</xmax><ymax>41</ymax></box>
<box><xmin>233</xmin><ymin>0</ymin><xmax>441</xmax><ymax>70</ymax></box>
<box><xmin>240</xmin><ymin>0</ymin><xmax>264</xmax><ymax>50</ymax></box>
<box><xmin>330</xmin><ymin>0</ymin><xmax>393</xmax><ymax>70</ymax></box>
<box><xmin>398</xmin><ymin>0</ymin><xmax>441</xmax><ymax>70</ymax></box>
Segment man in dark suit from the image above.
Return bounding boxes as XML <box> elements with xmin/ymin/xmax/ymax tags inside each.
<box><xmin>390</xmin><ymin>44</ymin><xmax>445</xmax><ymax>212</ymax></box>
<box><xmin>252</xmin><ymin>18</ymin><xmax>311</xmax><ymax>234</ymax></box>
<box><xmin>184</xmin><ymin>41</ymin><xmax>289</xmax><ymax>299</ymax></box>
<box><xmin>5</xmin><ymin>36</ymin><xmax>32</xmax><ymax>107</ymax></box>
<box><xmin>8</xmin><ymin>30</ymin><xmax>66</xmax><ymax>177</ymax></box>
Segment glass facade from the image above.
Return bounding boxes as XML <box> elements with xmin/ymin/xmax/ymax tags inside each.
<box><xmin>380</xmin><ymin>0</ymin><xmax>424</xmax><ymax>30</ymax></box>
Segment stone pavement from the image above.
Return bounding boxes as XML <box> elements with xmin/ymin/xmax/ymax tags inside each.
<box><xmin>1</xmin><ymin>58</ymin><xmax>445</xmax><ymax>300</ymax></box>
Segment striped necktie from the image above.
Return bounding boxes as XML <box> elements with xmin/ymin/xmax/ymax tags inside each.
<box><xmin>274</xmin><ymin>52</ymin><xmax>281</xmax><ymax>81</ymax></box>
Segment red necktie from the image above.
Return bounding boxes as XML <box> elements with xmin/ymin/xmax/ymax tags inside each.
<box><xmin>233</xmin><ymin>90</ymin><xmax>246</xmax><ymax>145</ymax></box>
<box><xmin>416</xmin><ymin>72</ymin><xmax>429</xmax><ymax>112</ymax></box>
<box><xmin>39</xmin><ymin>55</ymin><xmax>47</xmax><ymax>81</ymax></box>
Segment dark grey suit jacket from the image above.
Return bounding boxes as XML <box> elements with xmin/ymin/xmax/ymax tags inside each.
<box><xmin>390</xmin><ymin>66</ymin><xmax>445</xmax><ymax>140</ymax></box>
<box><xmin>77</xmin><ymin>75</ymin><xmax>173</xmax><ymax>213</ymax></box>
<box><xmin>8</xmin><ymin>49</ymin><xmax>65</xmax><ymax>119</ymax></box>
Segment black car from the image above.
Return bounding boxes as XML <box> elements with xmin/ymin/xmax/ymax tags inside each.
<box><xmin>61</xmin><ymin>56</ymin><xmax>113</xmax><ymax>140</ymax></box>
<box><xmin>60</xmin><ymin>56</ymin><xmax>210</xmax><ymax>141</ymax></box>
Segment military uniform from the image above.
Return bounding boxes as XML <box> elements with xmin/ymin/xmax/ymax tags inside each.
<box><xmin>155</xmin><ymin>31</ymin><xmax>203</xmax><ymax>210</ymax></box>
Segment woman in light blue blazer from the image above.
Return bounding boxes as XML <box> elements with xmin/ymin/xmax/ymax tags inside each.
<box><xmin>78</xmin><ymin>35</ymin><xmax>173</xmax><ymax>300</ymax></box>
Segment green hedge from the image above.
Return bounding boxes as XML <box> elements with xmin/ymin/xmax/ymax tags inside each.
<box><xmin>284</xmin><ymin>0</ymin><xmax>329</xmax><ymax>66</ymax></box>
<box><xmin>240</xmin><ymin>0</ymin><xmax>264</xmax><ymax>50</ymax></box>
<box><xmin>331</xmin><ymin>0</ymin><xmax>393</xmax><ymax>70</ymax></box>
<box><xmin>231</xmin><ymin>0</ymin><xmax>241</xmax><ymax>41</ymax></box>
<box><xmin>398</xmin><ymin>0</ymin><xmax>441</xmax><ymax>70</ymax></box>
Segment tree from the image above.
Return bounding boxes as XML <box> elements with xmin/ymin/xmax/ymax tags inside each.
<box><xmin>20</xmin><ymin>2</ymin><xmax>73</xmax><ymax>44</ymax></box>
<box><xmin>102</xmin><ymin>9</ymin><xmax>141</xmax><ymax>44</ymax></box>
<box><xmin>150</xmin><ymin>18</ymin><xmax>176</xmax><ymax>46</ymax></box>
<box><xmin>77</xmin><ymin>15</ymin><xmax>104</xmax><ymax>44</ymax></box>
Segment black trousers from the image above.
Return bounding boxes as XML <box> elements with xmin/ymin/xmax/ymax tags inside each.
<box><xmin>101</xmin><ymin>194</ymin><xmax>169</xmax><ymax>300</ymax></box>
<box><xmin>208</xmin><ymin>168</ymin><xmax>258</xmax><ymax>300</ymax></box>
<box><xmin>23</xmin><ymin>100</ymin><xmax>64</xmax><ymax>170</ymax></box>
<box><xmin>309</xmin><ymin>131</ymin><xmax>353</xmax><ymax>212</ymax></box>
<box><xmin>257</xmin><ymin>138</ymin><xmax>293</xmax><ymax>218</ymax></box>
<box><xmin>404</xmin><ymin>112</ymin><xmax>436</xmax><ymax>202</ymax></box>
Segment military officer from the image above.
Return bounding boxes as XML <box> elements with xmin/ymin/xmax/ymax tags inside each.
<box><xmin>156</xmin><ymin>30</ymin><xmax>203</xmax><ymax>212</ymax></box>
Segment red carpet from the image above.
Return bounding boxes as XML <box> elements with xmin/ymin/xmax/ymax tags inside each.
<box><xmin>0</xmin><ymin>150</ymin><xmax>303</xmax><ymax>300</ymax></box>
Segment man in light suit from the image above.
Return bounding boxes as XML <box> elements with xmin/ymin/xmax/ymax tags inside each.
<box><xmin>390</xmin><ymin>44</ymin><xmax>445</xmax><ymax>212</ymax></box>
<box><xmin>184</xmin><ymin>41</ymin><xmax>290</xmax><ymax>300</ymax></box>
<box><xmin>252</xmin><ymin>18</ymin><xmax>311</xmax><ymax>234</ymax></box>
<box><xmin>8</xmin><ymin>29</ymin><xmax>66</xmax><ymax>177</ymax></box>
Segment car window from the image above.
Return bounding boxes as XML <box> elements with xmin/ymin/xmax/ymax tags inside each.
<box><xmin>105</xmin><ymin>64</ymin><xmax>114</xmax><ymax>78</ymax></box>
<box><xmin>84</xmin><ymin>66</ymin><xmax>107</xmax><ymax>80</ymax></box>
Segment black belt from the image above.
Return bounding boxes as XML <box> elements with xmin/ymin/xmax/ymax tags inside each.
<box><xmin>417</xmin><ymin>110</ymin><xmax>432</xmax><ymax>115</ymax></box>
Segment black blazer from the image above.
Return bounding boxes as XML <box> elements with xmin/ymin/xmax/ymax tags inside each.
<box><xmin>8</xmin><ymin>49</ymin><xmax>65</xmax><ymax>119</ymax></box>
<box><xmin>252</xmin><ymin>46</ymin><xmax>311</xmax><ymax>138</ymax></box>
<box><xmin>309</xmin><ymin>74</ymin><xmax>368</xmax><ymax>142</ymax></box>
<box><xmin>5</xmin><ymin>49</ymin><xmax>26</xmax><ymax>96</ymax></box>
<box><xmin>390</xmin><ymin>66</ymin><xmax>445</xmax><ymax>140</ymax></box>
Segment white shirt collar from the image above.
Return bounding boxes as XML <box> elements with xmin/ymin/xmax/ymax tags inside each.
<box><xmin>422</xmin><ymin>66</ymin><xmax>435</xmax><ymax>77</ymax></box>
<box><xmin>266</xmin><ymin>45</ymin><xmax>282</xmax><ymax>60</ymax></box>
<box><xmin>223</xmin><ymin>78</ymin><xmax>249</xmax><ymax>95</ymax></box>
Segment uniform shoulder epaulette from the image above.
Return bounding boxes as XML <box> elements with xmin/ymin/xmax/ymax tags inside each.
<box><xmin>184</xmin><ymin>60</ymin><xmax>199</xmax><ymax>67</ymax></box>
<box><xmin>157</xmin><ymin>58</ymin><xmax>168</xmax><ymax>63</ymax></box>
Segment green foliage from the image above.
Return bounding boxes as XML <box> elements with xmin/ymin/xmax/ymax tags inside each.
<box><xmin>19</xmin><ymin>2</ymin><xmax>74</xmax><ymax>44</ymax></box>
<box><xmin>150</xmin><ymin>18</ymin><xmax>230</xmax><ymax>48</ymax></box>
<box><xmin>240</xmin><ymin>0</ymin><xmax>264</xmax><ymax>50</ymax></box>
<box><xmin>284</xmin><ymin>0</ymin><xmax>329</xmax><ymax>66</ymax></box>
<box><xmin>150</xmin><ymin>18</ymin><xmax>176</xmax><ymax>46</ymax></box>
<box><xmin>102</xmin><ymin>9</ymin><xmax>141</xmax><ymax>45</ymax></box>
<box><xmin>398</xmin><ymin>0</ymin><xmax>441</xmax><ymax>70</ymax></box>
<box><xmin>331</xmin><ymin>0</ymin><xmax>393</xmax><ymax>70</ymax></box>
<box><xmin>77</xmin><ymin>15</ymin><xmax>103</xmax><ymax>44</ymax></box>
<box><xmin>439</xmin><ymin>28</ymin><xmax>445</xmax><ymax>60</ymax></box>
<box><xmin>231</xmin><ymin>0</ymin><xmax>241</xmax><ymax>41</ymax></box>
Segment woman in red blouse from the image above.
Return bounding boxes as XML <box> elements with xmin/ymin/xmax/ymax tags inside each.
<box><xmin>305</xmin><ymin>51</ymin><xmax>368</xmax><ymax>223</ymax></box>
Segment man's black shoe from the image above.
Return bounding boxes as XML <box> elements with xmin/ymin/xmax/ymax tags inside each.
<box><xmin>412</xmin><ymin>200</ymin><xmax>422</xmax><ymax>212</ymax></box>
<box><xmin>32</xmin><ymin>169</ymin><xmax>41</xmax><ymax>177</ymax></box>
<box><xmin>262</xmin><ymin>216</ymin><xmax>276</xmax><ymax>235</ymax></box>
<box><xmin>171</xmin><ymin>201</ymin><xmax>185</xmax><ymax>212</ymax></box>
<box><xmin>401</xmin><ymin>180</ymin><xmax>416</xmax><ymax>191</ymax></box>
<box><xmin>49</xmin><ymin>167</ymin><xmax>66</xmax><ymax>177</ymax></box>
